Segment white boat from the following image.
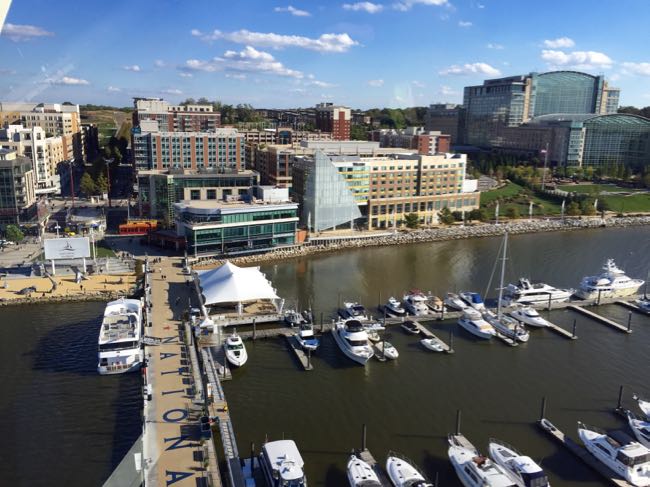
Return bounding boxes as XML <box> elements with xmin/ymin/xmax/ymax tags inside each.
<box><xmin>403</xmin><ymin>291</ymin><xmax>430</xmax><ymax>316</ymax></box>
<box><xmin>508</xmin><ymin>306</ymin><xmax>551</xmax><ymax>328</ymax></box>
<box><xmin>224</xmin><ymin>330</ymin><xmax>248</xmax><ymax>367</ymax></box>
<box><xmin>295</xmin><ymin>323</ymin><xmax>319</xmax><ymax>351</ymax></box>
<box><xmin>384</xmin><ymin>297</ymin><xmax>406</xmax><ymax>317</ymax></box>
<box><xmin>285</xmin><ymin>309</ymin><xmax>307</xmax><ymax>327</ymax></box>
<box><xmin>331</xmin><ymin>319</ymin><xmax>374</xmax><ymax>365</ymax></box>
<box><xmin>628</xmin><ymin>411</ymin><xmax>650</xmax><ymax>449</ymax></box>
<box><xmin>575</xmin><ymin>259</ymin><xmax>644</xmax><ymax>300</ymax></box>
<box><xmin>367</xmin><ymin>331</ymin><xmax>381</xmax><ymax>343</ymax></box>
<box><xmin>635</xmin><ymin>395</ymin><xmax>650</xmax><ymax>420</ymax></box>
<box><xmin>420</xmin><ymin>338</ymin><xmax>444</xmax><ymax>352</ymax></box>
<box><xmin>459</xmin><ymin>292</ymin><xmax>487</xmax><ymax>312</ymax></box>
<box><xmin>488</xmin><ymin>438</ymin><xmax>550</xmax><ymax>487</ymax></box>
<box><xmin>375</xmin><ymin>341</ymin><xmax>399</xmax><ymax>360</ymax></box>
<box><xmin>426</xmin><ymin>294</ymin><xmax>444</xmax><ymax>313</ymax></box>
<box><xmin>260</xmin><ymin>439</ymin><xmax>307</xmax><ymax>487</ymax></box>
<box><xmin>347</xmin><ymin>454</ymin><xmax>382</xmax><ymax>487</ymax></box>
<box><xmin>448</xmin><ymin>434</ymin><xmax>516</xmax><ymax>487</ymax></box>
<box><xmin>386</xmin><ymin>452</ymin><xmax>433</xmax><ymax>487</ymax></box>
<box><xmin>97</xmin><ymin>297</ymin><xmax>144</xmax><ymax>375</ymax></box>
<box><xmin>444</xmin><ymin>293</ymin><xmax>468</xmax><ymax>311</ymax></box>
<box><xmin>501</xmin><ymin>278</ymin><xmax>573</xmax><ymax>307</ymax></box>
<box><xmin>578</xmin><ymin>421</ymin><xmax>650</xmax><ymax>486</ymax></box>
<box><xmin>458</xmin><ymin>308</ymin><xmax>496</xmax><ymax>339</ymax></box>
<box><xmin>401</xmin><ymin>320</ymin><xmax>420</xmax><ymax>335</ymax></box>
<box><xmin>636</xmin><ymin>299</ymin><xmax>650</xmax><ymax>314</ymax></box>
<box><xmin>340</xmin><ymin>302</ymin><xmax>370</xmax><ymax>321</ymax></box>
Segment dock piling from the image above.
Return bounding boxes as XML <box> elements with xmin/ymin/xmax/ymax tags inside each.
<box><xmin>449</xmin><ymin>330</ymin><xmax>454</xmax><ymax>353</ymax></box>
<box><xmin>617</xmin><ymin>385</ymin><xmax>624</xmax><ymax>410</ymax></box>
<box><xmin>307</xmin><ymin>349</ymin><xmax>311</xmax><ymax>369</ymax></box>
<box><xmin>434</xmin><ymin>472</ymin><xmax>439</xmax><ymax>487</ymax></box>
<box><xmin>361</xmin><ymin>423</ymin><xmax>367</xmax><ymax>451</ymax></box>
<box><xmin>572</xmin><ymin>319</ymin><xmax>577</xmax><ymax>338</ymax></box>
<box><xmin>627</xmin><ymin>312</ymin><xmax>632</xmax><ymax>332</ymax></box>
<box><xmin>455</xmin><ymin>409</ymin><xmax>462</xmax><ymax>435</ymax></box>
<box><xmin>547</xmin><ymin>294</ymin><xmax>552</xmax><ymax>311</ymax></box>
<box><xmin>252</xmin><ymin>319</ymin><xmax>256</xmax><ymax>341</ymax></box>
<box><xmin>320</xmin><ymin>312</ymin><xmax>323</xmax><ymax>333</ymax></box>
<box><xmin>540</xmin><ymin>396</ymin><xmax>547</xmax><ymax>421</ymax></box>
<box><xmin>598</xmin><ymin>289</ymin><xmax>602</xmax><ymax>305</ymax></box>
<box><xmin>250</xmin><ymin>442</ymin><xmax>255</xmax><ymax>470</ymax></box>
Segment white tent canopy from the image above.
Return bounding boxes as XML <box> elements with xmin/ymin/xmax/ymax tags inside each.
<box><xmin>197</xmin><ymin>261</ymin><xmax>279</xmax><ymax>306</ymax></box>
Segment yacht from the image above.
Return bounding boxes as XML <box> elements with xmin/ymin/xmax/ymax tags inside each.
<box><xmin>578</xmin><ymin>421</ymin><xmax>650</xmax><ymax>486</ymax></box>
<box><xmin>484</xmin><ymin>311</ymin><xmax>530</xmax><ymax>343</ymax></box>
<box><xmin>460</xmin><ymin>292</ymin><xmax>487</xmax><ymax>312</ymax></box>
<box><xmin>97</xmin><ymin>298</ymin><xmax>144</xmax><ymax>375</ymax></box>
<box><xmin>260</xmin><ymin>439</ymin><xmax>307</xmax><ymax>487</ymax></box>
<box><xmin>347</xmin><ymin>454</ymin><xmax>382</xmax><ymax>487</ymax></box>
<box><xmin>627</xmin><ymin>411</ymin><xmax>650</xmax><ymax>449</ymax></box>
<box><xmin>635</xmin><ymin>395</ymin><xmax>650</xmax><ymax>420</ymax></box>
<box><xmin>508</xmin><ymin>306</ymin><xmax>551</xmax><ymax>328</ymax></box>
<box><xmin>401</xmin><ymin>320</ymin><xmax>420</xmax><ymax>335</ymax></box>
<box><xmin>285</xmin><ymin>309</ymin><xmax>307</xmax><ymax>327</ymax></box>
<box><xmin>386</xmin><ymin>452</ymin><xmax>433</xmax><ymax>487</ymax></box>
<box><xmin>458</xmin><ymin>308</ymin><xmax>496</xmax><ymax>339</ymax></box>
<box><xmin>403</xmin><ymin>291</ymin><xmax>430</xmax><ymax>316</ymax></box>
<box><xmin>384</xmin><ymin>297</ymin><xmax>406</xmax><ymax>317</ymax></box>
<box><xmin>575</xmin><ymin>259</ymin><xmax>644</xmax><ymax>300</ymax></box>
<box><xmin>444</xmin><ymin>293</ymin><xmax>468</xmax><ymax>311</ymax></box>
<box><xmin>488</xmin><ymin>439</ymin><xmax>550</xmax><ymax>487</ymax></box>
<box><xmin>501</xmin><ymin>278</ymin><xmax>573</xmax><ymax>307</ymax></box>
<box><xmin>448</xmin><ymin>434</ymin><xmax>516</xmax><ymax>487</ymax></box>
<box><xmin>375</xmin><ymin>341</ymin><xmax>399</xmax><ymax>360</ymax></box>
<box><xmin>339</xmin><ymin>302</ymin><xmax>370</xmax><ymax>321</ymax></box>
<box><xmin>224</xmin><ymin>329</ymin><xmax>248</xmax><ymax>367</ymax></box>
<box><xmin>295</xmin><ymin>323</ymin><xmax>319</xmax><ymax>351</ymax></box>
<box><xmin>420</xmin><ymin>338</ymin><xmax>444</xmax><ymax>352</ymax></box>
<box><xmin>426</xmin><ymin>295</ymin><xmax>444</xmax><ymax>313</ymax></box>
<box><xmin>331</xmin><ymin>319</ymin><xmax>374</xmax><ymax>365</ymax></box>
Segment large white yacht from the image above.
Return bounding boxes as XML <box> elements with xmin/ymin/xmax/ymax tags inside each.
<box><xmin>97</xmin><ymin>297</ymin><xmax>144</xmax><ymax>375</ymax></box>
<box><xmin>578</xmin><ymin>422</ymin><xmax>650</xmax><ymax>486</ymax></box>
<box><xmin>448</xmin><ymin>434</ymin><xmax>516</xmax><ymax>487</ymax></box>
<box><xmin>576</xmin><ymin>259</ymin><xmax>644</xmax><ymax>300</ymax></box>
<box><xmin>403</xmin><ymin>291</ymin><xmax>430</xmax><ymax>316</ymax></box>
<box><xmin>627</xmin><ymin>412</ymin><xmax>650</xmax><ymax>449</ymax></box>
<box><xmin>347</xmin><ymin>454</ymin><xmax>382</xmax><ymax>487</ymax></box>
<box><xmin>331</xmin><ymin>319</ymin><xmax>374</xmax><ymax>365</ymax></box>
<box><xmin>488</xmin><ymin>439</ymin><xmax>550</xmax><ymax>487</ymax></box>
<box><xmin>508</xmin><ymin>307</ymin><xmax>551</xmax><ymax>328</ymax></box>
<box><xmin>457</xmin><ymin>308</ymin><xmax>496</xmax><ymax>340</ymax></box>
<box><xmin>484</xmin><ymin>311</ymin><xmax>529</xmax><ymax>343</ymax></box>
<box><xmin>501</xmin><ymin>278</ymin><xmax>573</xmax><ymax>307</ymax></box>
<box><xmin>224</xmin><ymin>329</ymin><xmax>248</xmax><ymax>367</ymax></box>
<box><xmin>260</xmin><ymin>439</ymin><xmax>307</xmax><ymax>487</ymax></box>
<box><xmin>459</xmin><ymin>292</ymin><xmax>487</xmax><ymax>312</ymax></box>
<box><xmin>339</xmin><ymin>302</ymin><xmax>370</xmax><ymax>321</ymax></box>
<box><xmin>386</xmin><ymin>452</ymin><xmax>433</xmax><ymax>487</ymax></box>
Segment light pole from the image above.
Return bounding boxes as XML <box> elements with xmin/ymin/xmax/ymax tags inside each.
<box><xmin>103</xmin><ymin>157</ymin><xmax>114</xmax><ymax>208</ymax></box>
<box><xmin>55</xmin><ymin>224</ymin><xmax>61</xmax><ymax>238</ymax></box>
<box><xmin>67</xmin><ymin>160</ymin><xmax>75</xmax><ymax>208</ymax></box>
<box><xmin>541</xmin><ymin>142</ymin><xmax>549</xmax><ymax>191</ymax></box>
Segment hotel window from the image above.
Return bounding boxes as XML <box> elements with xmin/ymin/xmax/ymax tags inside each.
<box><xmin>190</xmin><ymin>190</ymin><xmax>200</xmax><ymax>200</ymax></box>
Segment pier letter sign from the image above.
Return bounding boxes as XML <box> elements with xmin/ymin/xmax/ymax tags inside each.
<box><xmin>44</xmin><ymin>237</ymin><xmax>91</xmax><ymax>260</ymax></box>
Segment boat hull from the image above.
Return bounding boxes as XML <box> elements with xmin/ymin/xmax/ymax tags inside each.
<box><xmin>457</xmin><ymin>318</ymin><xmax>493</xmax><ymax>339</ymax></box>
<box><xmin>575</xmin><ymin>284</ymin><xmax>643</xmax><ymax>300</ymax></box>
<box><xmin>509</xmin><ymin>310</ymin><xmax>549</xmax><ymax>328</ymax></box>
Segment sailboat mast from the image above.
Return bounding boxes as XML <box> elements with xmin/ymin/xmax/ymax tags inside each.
<box><xmin>497</xmin><ymin>232</ymin><xmax>508</xmax><ymax>317</ymax></box>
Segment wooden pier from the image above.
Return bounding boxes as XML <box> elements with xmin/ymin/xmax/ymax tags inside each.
<box><xmin>285</xmin><ymin>335</ymin><xmax>314</xmax><ymax>370</ymax></box>
<box><xmin>545</xmin><ymin>321</ymin><xmax>578</xmax><ymax>339</ymax></box>
<box><xmin>356</xmin><ymin>448</ymin><xmax>392</xmax><ymax>486</ymax></box>
<box><xmin>616</xmin><ymin>300</ymin><xmax>648</xmax><ymax>315</ymax></box>
<box><xmin>567</xmin><ymin>305</ymin><xmax>632</xmax><ymax>333</ymax></box>
<box><xmin>409</xmin><ymin>320</ymin><xmax>455</xmax><ymax>353</ymax></box>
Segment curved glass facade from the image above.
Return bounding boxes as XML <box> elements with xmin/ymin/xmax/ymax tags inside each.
<box><xmin>582</xmin><ymin>114</ymin><xmax>650</xmax><ymax>167</ymax></box>
<box><xmin>531</xmin><ymin>71</ymin><xmax>602</xmax><ymax>117</ymax></box>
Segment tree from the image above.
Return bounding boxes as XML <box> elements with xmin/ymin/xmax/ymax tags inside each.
<box><xmin>505</xmin><ymin>206</ymin><xmax>520</xmax><ymax>219</ymax></box>
<box><xmin>80</xmin><ymin>172</ymin><xmax>96</xmax><ymax>196</ymax></box>
<box><xmin>404</xmin><ymin>213</ymin><xmax>420</xmax><ymax>229</ymax></box>
<box><xmin>5</xmin><ymin>224</ymin><xmax>24</xmax><ymax>243</ymax></box>
<box><xmin>350</xmin><ymin>125</ymin><xmax>369</xmax><ymax>141</ymax></box>
<box><xmin>438</xmin><ymin>207</ymin><xmax>455</xmax><ymax>225</ymax></box>
<box><xmin>451</xmin><ymin>211</ymin><xmax>464</xmax><ymax>222</ymax></box>
<box><xmin>580</xmin><ymin>198</ymin><xmax>597</xmax><ymax>216</ymax></box>
<box><xmin>566</xmin><ymin>201</ymin><xmax>581</xmax><ymax>216</ymax></box>
<box><xmin>96</xmin><ymin>173</ymin><xmax>108</xmax><ymax>194</ymax></box>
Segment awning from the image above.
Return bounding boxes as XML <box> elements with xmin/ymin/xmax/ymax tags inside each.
<box><xmin>197</xmin><ymin>261</ymin><xmax>278</xmax><ymax>306</ymax></box>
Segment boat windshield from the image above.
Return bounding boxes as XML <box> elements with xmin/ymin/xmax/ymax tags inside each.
<box><xmin>471</xmin><ymin>294</ymin><xmax>483</xmax><ymax>304</ymax></box>
<box><xmin>99</xmin><ymin>340</ymin><xmax>139</xmax><ymax>351</ymax></box>
<box><xmin>522</xmin><ymin>471</ymin><xmax>549</xmax><ymax>487</ymax></box>
<box><xmin>227</xmin><ymin>343</ymin><xmax>244</xmax><ymax>350</ymax></box>
<box><xmin>346</xmin><ymin>339</ymin><xmax>367</xmax><ymax>347</ymax></box>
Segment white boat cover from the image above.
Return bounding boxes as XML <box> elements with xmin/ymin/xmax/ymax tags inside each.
<box><xmin>198</xmin><ymin>261</ymin><xmax>279</xmax><ymax>305</ymax></box>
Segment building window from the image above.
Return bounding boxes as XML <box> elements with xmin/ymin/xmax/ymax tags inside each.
<box><xmin>207</xmin><ymin>189</ymin><xmax>216</xmax><ymax>200</ymax></box>
<box><xmin>190</xmin><ymin>190</ymin><xmax>200</xmax><ymax>200</ymax></box>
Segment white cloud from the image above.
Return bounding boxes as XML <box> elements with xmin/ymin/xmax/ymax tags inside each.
<box><xmin>226</xmin><ymin>73</ymin><xmax>247</xmax><ymax>80</ymax></box>
<box><xmin>621</xmin><ymin>62</ymin><xmax>650</xmax><ymax>76</ymax></box>
<box><xmin>46</xmin><ymin>76</ymin><xmax>90</xmax><ymax>86</ymax></box>
<box><xmin>458</xmin><ymin>20</ymin><xmax>473</xmax><ymax>27</ymax></box>
<box><xmin>487</xmin><ymin>43</ymin><xmax>504</xmax><ymax>50</ymax></box>
<box><xmin>541</xmin><ymin>50</ymin><xmax>613</xmax><ymax>70</ymax></box>
<box><xmin>543</xmin><ymin>37</ymin><xmax>575</xmax><ymax>48</ymax></box>
<box><xmin>179</xmin><ymin>72</ymin><xmax>193</xmax><ymax>78</ymax></box>
<box><xmin>1</xmin><ymin>23</ymin><xmax>54</xmax><ymax>42</ymax></box>
<box><xmin>191</xmin><ymin>28</ymin><xmax>358</xmax><ymax>53</ymax></box>
<box><xmin>274</xmin><ymin>5</ymin><xmax>311</xmax><ymax>17</ymax></box>
<box><xmin>343</xmin><ymin>2</ymin><xmax>384</xmax><ymax>13</ymax></box>
<box><xmin>123</xmin><ymin>65</ymin><xmax>141</xmax><ymax>72</ymax></box>
<box><xmin>368</xmin><ymin>79</ymin><xmax>384</xmax><ymax>87</ymax></box>
<box><xmin>392</xmin><ymin>0</ymin><xmax>448</xmax><ymax>11</ymax></box>
<box><xmin>161</xmin><ymin>88</ymin><xmax>183</xmax><ymax>95</ymax></box>
<box><xmin>477</xmin><ymin>3</ymin><xmax>485</xmax><ymax>8</ymax></box>
<box><xmin>438</xmin><ymin>85</ymin><xmax>459</xmax><ymax>97</ymax></box>
<box><xmin>412</xmin><ymin>80</ymin><xmax>426</xmax><ymax>88</ymax></box>
<box><xmin>154</xmin><ymin>60</ymin><xmax>166</xmax><ymax>68</ymax></box>
<box><xmin>107</xmin><ymin>86</ymin><xmax>121</xmax><ymax>92</ymax></box>
<box><xmin>184</xmin><ymin>45</ymin><xmax>304</xmax><ymax>78</ymax></box>
<box><xmin>439</xmin><ymin>62</ymin><xmax>501</xmax><ymax>76</ymax></box>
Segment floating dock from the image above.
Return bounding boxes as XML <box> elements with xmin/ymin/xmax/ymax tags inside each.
<box><xmin>616</xmin><ymin>300</ymin><xmax>648</xmax><ymax>315</ymax></box>
<box><xmin>285</xmin><ymin>335</ymin><xmax>314</xmax><ymax>370</ymax></box>
<box><xmin>407</xmin><ymin>320</ymin><xmax>455</xmax><ymax>353</ymax></box>
<box><xmin>545</xmin><ymin>322</ymin><xmax>578</xmax><ymax>339</ymax></box>
<box><xmin>567</xmin><ymin>305</ymin><xmax>632</xmax><ymax>333</ymax></box>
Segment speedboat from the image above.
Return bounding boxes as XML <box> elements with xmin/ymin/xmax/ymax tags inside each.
<box><xmin>375</xmin><ymin>341</ymin><xmax>399</xmax><ymax>360</ymax></box>
<box><xmin>448</xmin><ymin>434</ymin><xmax>516</xmax><ymax>487</ymax></box>
<box><xmin>635</xmin><ymin>394</ymin><xmax>650</xmax><ymax>420</ymax></box>
<box><xmin>224</xmin><ymin>330</ymin><xmax>248</xmax><ymax>367</ymax></box>
<box><xmin>457</xmin><ymin>309</ymin><xmax>496</xmax><ymax>339</ymax></box>
<box><xmin>97</xmin><ymin>297</ymin><xmax>144</xmax><ymax>375</ymax></box>
<box><xmin>444</xmin><ymin>293</ymin><xmax>468</xmax><ymax>311</ymax></box>
<box><xmin>331</xmin><ymin>319</ymin><xmax>374</xmax><ymax>365</ymax></box>
<box><xmin>575</xmin><ymin>259</ymin><xmax>644</xmax><ymax>300</ymax></box>
<box><xmin>339</xmin><ymin>302</ymin><xmax>370</xmax><ymax>321</ymax></box>
<box><xmin>460</xmin><ymin>292</ymin><xmax>487</xmax><ymax>312</ymax></box>
<box><xmin>347</xmin><ymin>454</ymin><xmax>382</xmax><ymax>487</ymax></box>
<box><xmin>401</xmin><ymin>320</ymin><xmax>420</xmax><ymax>335</ymax></box>
<box><xmin>384</xmin><ymin>297</ymin><xmax>406</xmax><ymax>317</ymax></box>
<box><xmin>578</xmin><ymin>421</ymin><xmax>650</xmax><ymax>486</ymax></box>
<box><xmin>295</xmin><ymin>323</ymin><xmax>319</xmax><ymax>351</ymax></box>
<box><xmin>386</xmin><ymin>452</ymin><xmax>433</xmax><ymax>487</ymax></box>
<box><xmin>420</xmin><ymin>338</ymin><xmax>444</xmax><ymax>352</ymax></box>
<box><xmin>403</xmin><ymin>291</ymin><xmax>430</xmax><ymax>316</ymax></box>
<box><xmin>426</xmin><ymin>295</ymin><xmax>444</xmax><ymax>313</ymax></box>
<box><xmin>260</xmin><ymin>439</ymin><xmax>307</xmax><ymax>487</ymax></box>
<box><xmin>488</xmin><ymin>438</ymin><xmax>550</xmax><ymax>487</ymax></box>
<box><xmin>508</xmin><ymin>306</ymin><xmax>550</xmax><ymax>328</ymax></box>
<box><xmin>501</xmin><ymin>278</ymin><xmax>573</xmax><ymax>307</ymax></box>
<box><xmin>285</xmin><ymin>309</ymin><xmax>306</xmax><ymax>327</ymax></box>
<box><xmin>367</xmin><ymin>330</ymin><xmax>381</xmax><ymax>343</ymax></box>
<box><xmin>484</xmin><ymin>311</ymin><xmax>530</xmax><ymax>343</ymax></box>
<box><xmin>628</xmin><ymin>411</ymin><xmax>650</xmax><ymax>449</ymax></box>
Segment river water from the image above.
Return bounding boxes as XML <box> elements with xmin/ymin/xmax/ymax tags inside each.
<box><xmin>1</xmin><ymin>226</ymin><xmax>649</xmax><ymax>486</ymax></box>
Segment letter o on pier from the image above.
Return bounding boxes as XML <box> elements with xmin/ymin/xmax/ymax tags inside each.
<box><xmin>163</xmin><ymin>408</ymin><xmax>188</xmax><ymax>423</ymax></box>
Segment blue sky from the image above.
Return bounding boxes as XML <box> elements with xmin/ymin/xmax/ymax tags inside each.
<box><xmin>2</xmin><ymin>0</ymin><xmax>650</xmax><ymax>109</ymax></box>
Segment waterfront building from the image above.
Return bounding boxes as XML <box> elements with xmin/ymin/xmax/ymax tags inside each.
<box><xmin>132</xmin><ymin>98</ymin><xmax>220</xmax><ymax>132</ymax></box>
<box><xmin>315</xmin><ymin>103</ymin><xmax>351</xmax><ymax>140</ymax></box>
<box><xmin>0</xmin><ymin>149</ymin><xmax>37</xmax><ymax>225</ymax></box>
<box><xmin>369</xmin><ymin>127</ymin><xmax>451</xmax><ymax>155</ymax></box>
<box><xmin>426</xmin><ymin>104</ymin><xmax>462</xmax><ymax>144</ymax></box>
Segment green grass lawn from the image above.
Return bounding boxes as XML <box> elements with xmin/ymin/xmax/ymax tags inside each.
<box><xmin>558</xmin><ymin>183</ymin><xmax>644</xmax><ymax>194</ymax></box>
<box><xmin>95</xmin><ymin>241</ymin><xmax>116</xmax><ymax>258</ymax></box>
<box><xmin>480</xmin><ymin>182</ymin><xmax>525</xmax><ymax>206</ymax></box>
<box><xmin>480</xmin><ymin>181</ymin><xmax>565</xmax><ymax>217</ymax></box>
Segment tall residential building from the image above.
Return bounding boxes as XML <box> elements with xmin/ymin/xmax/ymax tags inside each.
<box><xmin>425</xmin><ymin>104</ymin><xmax>462</xmax><ymax>144</ymax></box>
<box><xmin>315</xmin><ymin>103</ymin><xmax>351</xmax><ymax>140</ymax></box>
<box><xmin>132</xmin><ymin>98</ymin><xmax>220</xmax><ymax>132</ymax></box>
<box><xmin>0</xmin><ymin>149</ymin><xmax>37</xmax><ymax>225</ymax></box>
<box><xmin>462</xmin><ymin>71</ymin><xmax>619</xmax><ymax>147</ymax></box>
<box><xmin>369</xmin><ymin>127</ymin><xmax>451</xmax><ymax>155</ymax></box>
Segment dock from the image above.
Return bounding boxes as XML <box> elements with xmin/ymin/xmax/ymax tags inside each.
<box><xmin>616</xmin><ymin>300</ymin><xmax>648</xmax><ymax>315</ymax></box>
<box><xmin>285</xmin><ymin>335</ymin><xmax>314</xmax><ymax>370</ymax></box>
<box><xmin>537</xmin><ymin>418</ymin><xmax>632</xmax><ymax>487</ymax></box>
<box><xmin>406</xmin><ymin>320</ymin><xmax>455</xmax><ymax>353</ymax></box>
<box><xmin>567</xmin><ymin>305</ymin><xmax>632</xmax><ymax>333</ymax></box>
<box><xmin>494</xmin><ymin>331</ymin><xmax>518</xmax><ymax>347</ymax></box>
<box><xmin>356</xmin><ymin>448</ymin><xmax>392</xmax><ymax>486</ymax></box>
<box><xmin>545</xmin><ymin>322</ymin><xmax>578</xmax><ymax>339</ymax></box>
